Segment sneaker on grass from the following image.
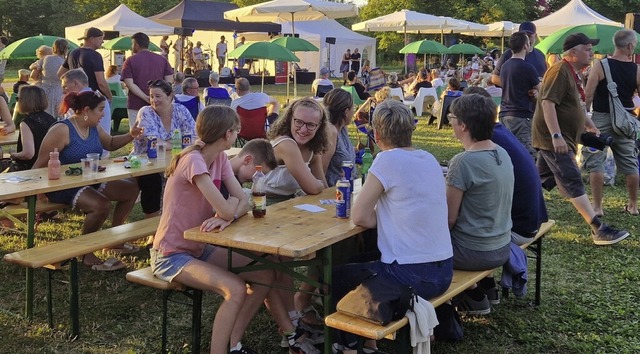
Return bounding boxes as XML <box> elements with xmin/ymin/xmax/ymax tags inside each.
<box><xmin>230</xmin><ymin>343</ymin><xmax>259</xmax><ymax>354</ymax></box>
<box><xmin>592</xmin><ymin>225</ymin><xmax>630</xmax><ymax>246</ymax></box>
<box><xmin>454</xmin><ymin>291</ymin><xmax>491</xmax><ymax>316</ymax></box>
<box><xmin>481</xmin><ymin>286</ymin><xmax>500</xmax><ymax>305</ymax></box>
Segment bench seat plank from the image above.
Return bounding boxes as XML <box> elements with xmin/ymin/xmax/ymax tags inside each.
<box><xmin>126</xmin><ymin>267</ymin><xmax>185</xmax><ymax>291</ymax></box>
<box><xmin>3</xmin><ymin>216</ymin><xmax>160</xmax><ymax>268</ymax></box>
<box><xmin>325</xmin><ymin>220</ymin><xmax>556</xmax><ymax>341</ymax></box>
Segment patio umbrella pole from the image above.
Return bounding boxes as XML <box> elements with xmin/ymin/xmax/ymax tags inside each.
<box><xmin>293</xmin><ymin>61</ymin><xmax>298</xmax><ymax>98</ymax></box>
<box><xmin>404</xmin><ymin>26</ymin><xmax>407</xmax><ymax>74</ymax></box>
<box><xmin>262</xmin><ymin>59</ymin><xmax>265</xmax><ymax>92</ymax></box>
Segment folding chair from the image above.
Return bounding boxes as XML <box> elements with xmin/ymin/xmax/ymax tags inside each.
<box><xmin>175</xmin><ymin>96</ymin><xmax>201</xmax><ymax>121</ymax></box>
<box><xmin>235</xmin><ymin>106</ymin><xmax>268</xmax><ymax>147</ymax></box>
<box><xmin>404</xmin><ymin>87</ymin><xmax>438</xmax><ymax>117</ymax></box>
<box><xmin>108</xmin><ymin>83</ymin><xmax>127</xmax><ymax>133</ymax></box>
<box><xmin>315</xmin><ymin>84</ymin><xmax>333</xmax><ymax>98</ymax></box>
<box><xmin>436</xmin><ymin>94</ymin><xmax>460</xmax><ymax>130</ymax></box>
<box><xmin>340</xmin><ymin>86</ymin><xmax>366</xmax><ymax>106</ymax></box>
<box><xmin>205</xmin><ymin>87</ymin><xmax>232</xmax><ymax>106</ymax></box>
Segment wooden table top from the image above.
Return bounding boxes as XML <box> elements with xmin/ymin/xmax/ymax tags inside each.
<box><xmin>0</xmin><ymin>131</ymin><xmax>19</xmax><ymax>146</ymax></box>
<box><xmin>184</xmin><ymin>188</ymin><xmax>366</xmax><ymax>259</ymax></box>
<box><xmin>0</xmin><ymin>147</ymin><xmax>241</xmax><ymax>200</ymax></box>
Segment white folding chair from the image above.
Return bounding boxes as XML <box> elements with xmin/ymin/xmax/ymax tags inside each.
<box><xmin>405</xmin><ymin>87</ymin><xmax>438</xmax><ymax>116</ymax></box>
<box><xmin>389</xmin><ymin>87</ymin><xmax>404</xmax><ymax>103</ymax></box>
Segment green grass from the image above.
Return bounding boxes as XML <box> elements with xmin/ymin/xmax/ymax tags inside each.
<box><xmin>2</xmin><ymin>83</ymin><xmax>640</xmax><ymax>353</ymax></box>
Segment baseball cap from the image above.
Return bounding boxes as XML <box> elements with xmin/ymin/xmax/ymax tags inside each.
<box><xmin>78</xmin><ymin>27</ymin><xmax>104</xmax><ymax>40</ymax></box>
<box><xmin>519</xmin><ymin>21</ymin><xmax>536</xmax><ymax>34</ymax></box>
<box><xmin>563</xmin><ymin>33</ymin><xmax>600</xmax><ymax>51</ymax></box>
<box><xmin>320</xmin><ymin>67</ymin><xmax>330</xmax><ymax>76</ymax></box>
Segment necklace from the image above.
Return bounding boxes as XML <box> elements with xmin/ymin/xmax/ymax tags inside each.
<box><xmin>72</xmin><ymin>117</ymin><xmax>89</xmax><ymax>138</ymax></box>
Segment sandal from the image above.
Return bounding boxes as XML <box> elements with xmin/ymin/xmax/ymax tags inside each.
<box><xmin>104</xmin><ymin>243</ymin><xmax>140</xmax><ymax>255</ymax></box>
<box><xmin>299</xmin><ymin>305</ymin><xmax>324</xmax><ymax>328</ymax></box>
<box><xmin>90</xmin><ymin>257</ymin><xmax>126</xmax><ymax>272</ymax></box>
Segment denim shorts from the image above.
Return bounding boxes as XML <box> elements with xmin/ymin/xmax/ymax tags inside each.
<box><xmin>537</xmin><ymin>149</ymin><xmax>585</xmax><ymax>198</ymax></box>
<box><xmin>150</xmin><ymin>244</ymin><xmax>217</xmax><ymax>282</ymax></box>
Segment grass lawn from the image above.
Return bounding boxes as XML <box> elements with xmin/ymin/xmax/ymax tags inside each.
<box><xmin>1</xmin><ymin>82</ymin><xmax>640</xmax><ymax>353</ymax></box>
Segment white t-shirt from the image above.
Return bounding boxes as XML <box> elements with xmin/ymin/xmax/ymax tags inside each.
<box><xmin>368</xmin><ymin>148</ymin><xmax>453</xmax><ymax>264</ymax></box>
<box><xmin>216</xmin><ymin>42</ymin><xmax>227</xmax><ymax>57</ymax></box>
<box><xmin>193</xmin><ymin>47</ymin><xmax>203</xmax><ymax>60</ymax></box>
<box><xmin>230</xmin><ymin>92</ymin><xmax>271</xmax><ymax>110</ymax></box>
<box><xmin>311</xmin><ymin>78</ymin><xmax>333</xmax><ymax>95</ymax></box>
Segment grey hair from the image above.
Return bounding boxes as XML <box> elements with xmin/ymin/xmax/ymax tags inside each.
<box><xmin>182</xmin><ymin>77</ymin><xmax>198</xmax><ymax>92</ymax></box>
<box><xmin>209</xmin><ymin>71</ymin><xmax>220</xmax><ymax>84</ymax></box>
<box><xmin>372</xmin><ymin>99</ymin><xmax>414</xmax><ymax>148</ymax></box>
<box><xmin>614</xmin><ymin>29</ymin><xmax>637</xmax><ymax>48</ymax></box>
<box><xmin>61</xmin><ymin>68</ymin><xmax>89</xmax><ymax>86</ymax></box>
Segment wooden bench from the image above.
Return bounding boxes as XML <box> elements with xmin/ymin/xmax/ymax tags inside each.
<box><xmin>325</xmin><ymin>220</ymin><xmax>556</xmax><ymax>353</ymax></box>
<box><xmin>3</xmin><ymin>216</ymin><xmax>160</xmax><ymax>338</ymax></box>
<box><xmin>0</xmin><ymin>200</ymin><xmax>67</xmax><ymax>230</ymax></box>
<box><xmin>126</xmin><ymin>267</ymin><xmax>203</xmax><ymax>354</ymax></box>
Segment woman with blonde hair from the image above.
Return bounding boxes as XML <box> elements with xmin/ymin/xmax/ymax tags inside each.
<box><xmin>29</xmin><ymin>45</ymin><xmax>53</xmax><ymax>85</ymax></box>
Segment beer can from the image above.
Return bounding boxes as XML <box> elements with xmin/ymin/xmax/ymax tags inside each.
<box><xmin>341</xmin><ymin>161</ymin><xmax>354</xmax><ymax>194</ymax></box>
<box><xmin>336</xmin><ymin>179</ymin><xmax>351</xmax><ymax>219</ymax></box>
<box><xmin>147</xmin><ymin>136</ymin><xmax>157</xmax><ymax>158</ymax></box>
<box><xmin>182</xmin><ymin>132</ymin><xmax>192</xmax><ymax>149</ymax></box>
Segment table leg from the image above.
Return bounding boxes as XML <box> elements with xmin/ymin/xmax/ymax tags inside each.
<box><xmin>25</xmin><ymin>195</ymin><xmax>36</xmax><ymax>320</ymax></box>
<box><xmin>69</xmin><ymin>258</ymin><xmax>80</xmax><ymax>339</ymax></box>
<box><xmin>322</xmin><ymin>245</ymin><xmax>333</xmax><ymax>354</ymax></box>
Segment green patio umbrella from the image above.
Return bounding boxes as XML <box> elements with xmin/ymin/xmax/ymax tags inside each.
<box><xmin>228</xmin><ymin>41</ymin><xmax>299</xmax><ymax>92</ymax></box>
<box><xmin>271</xmin><ymin>37</ymin><xmax>318</xmax><ymax>99</ymax></box>
<box><xmin>536</xmin><ymin>24</ymin><xmax>640</xmax><ymax>54</ymax></box>
<box><xmin>102</xmin><ymin>36</ymin><xmax>162</xmax><ymax>52</ymax></box>
<box><xmin>447</xmin><ymin>43</ymin><xmax>485</xmax><ymax>55</ymax></box>
<box><xmin>0</xmin><ymin>35</ymin><xmax>79</xmax><ymax>60</ymax></box>
<box><xmin>399</xmin><ymin>40</ymin><xmax>449</xmax><ymax>54</ymax></box>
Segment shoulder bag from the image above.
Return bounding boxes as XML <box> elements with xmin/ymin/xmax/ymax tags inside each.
<box><xmin>336</xmin><ymin>273</ymin><xmax>415</xmax><ymax>325</ymax></box>
<box><xmin>601</xmin><ymin>58</ymin><xmax>639</xmax><ymax>139</ymax></box>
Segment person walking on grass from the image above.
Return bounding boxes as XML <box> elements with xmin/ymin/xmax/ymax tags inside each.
<box><xmin>583</xmin><ymin>29</ymin><xmax>640</xmax><ymax>217</ymax></box>
<box><xmin>532</xmin><ymin>33</ymin><xmax>630</xmax><ymax>246</ymax></box>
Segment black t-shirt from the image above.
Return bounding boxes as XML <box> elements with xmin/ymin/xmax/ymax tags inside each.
<box><xmin>63</xmin><ymin>48</ymin><xmax>105</xmax><ymax>92</ymax></box>
<box><xmin>350</xmin><ymin>53</ymin><xmax>361</xmax><ymax>71</ymax></box>
<box><xmin>499</xmin><ymin>58</ymin><xmax>539</xmax><ymax>118</ymax></box>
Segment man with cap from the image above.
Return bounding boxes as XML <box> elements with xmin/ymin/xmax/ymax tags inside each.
<box><xmin>121</xmin><ymin>32</ymin><xmax>174</xmax><ymax>131</ymax></box>
<box><xmin>492</xmin><ymin>21</ymin><xmax>547</xmax><ymax>86</ymax></box>
<box><xmin>216</xmin><ymin>36</ymin><xmax>227</xmax><ymax>73</ymax></box>
<box><xmin>58</xmin><ymin>27</ymin><xmax>112</xmax><ymax>103</ymax></box>
<box><xmin>311</xmin><ymin>67</ymin><xmax>334</xmax><ymax>97</ymax></box>
<box><xmin>583</xmin><ymin>29</ymin><xmax>640</xmax><ymax>217</ymax></box>
<box><xmin>532</xmin><ymin>33</ymin><xmax>630</xmax><ymax>246</ymax></box>
<box><xmin>498</xmin><ymin>31</ymin><xmax>541</xmax><ymax>158</ymax></box>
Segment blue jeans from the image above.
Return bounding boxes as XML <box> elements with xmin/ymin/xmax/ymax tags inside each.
<box><xmin>332</xmin><ymin>258</ymin><xmax>453</xmax><ymax>304</ymax></box>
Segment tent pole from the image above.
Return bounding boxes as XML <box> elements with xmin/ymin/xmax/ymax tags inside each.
<box><xmin>404</xmin><ymin>26</ymin><xmax>407</xmax><ymax>74</ymax></box>
<box><xmin>261</xmin><ymin>59</ymin><xmax>265</xmax><ymax>92</ymax></box>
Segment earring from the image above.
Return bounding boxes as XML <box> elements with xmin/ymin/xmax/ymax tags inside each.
<box><xmin>83</xmin><ymin>115</ymin><xmax>88</xmax><ymax>122</ymax></box>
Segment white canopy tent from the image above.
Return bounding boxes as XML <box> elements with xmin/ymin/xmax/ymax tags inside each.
<box><xmin>533</xmin><ymin>0</ymin><xmax>622</xmax><ymax>36</ymax></box>
<box><xmin>65</xmin><ymin>4</ymin><xmax>175</xmax><ymax>40</ymax></box>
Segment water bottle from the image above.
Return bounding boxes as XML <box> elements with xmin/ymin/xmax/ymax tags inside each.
<box><xmin>361</xmin><ymin>148</ymin><xmax>373</xmax><ymax>183</ymax></box>
<box><xmin>48</xmin><ymin>148</ymin><xmax>60</xmax><ymax>180</ymax></box>
<box><xmin>171</xmin><ymin>129</ymin><xmax>182</xmax><ymax>155</ymax></box>
<box><xmin>251</xmin><ymin>165</ymin><xmax>266</xmax><ymax>218</ymax></box>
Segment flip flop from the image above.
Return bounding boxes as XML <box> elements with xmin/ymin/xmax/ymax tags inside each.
<box><xmin>91</xmin><ymin>257</ymin><xmax>126</xmax><ymax>272</ymax></box>
<box><xmin>105</xmin><ymin>243</ymin><xmax>140</xmax><ymax>255</ymax></box>
<box><xmin>624</xmin><ymin>206</ymin><xmax>639</xmax><ymax>216</ymax></box>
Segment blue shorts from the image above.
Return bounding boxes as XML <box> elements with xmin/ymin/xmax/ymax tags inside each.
<box><xmin>150</xmin><ymin>244</ymin><xmax>217</xmax><ymax>282</ymax></box>
<box><xmin>45</xmin><ymin>183</ymin><xmax>106</xmax><ymax>210</ymax></box>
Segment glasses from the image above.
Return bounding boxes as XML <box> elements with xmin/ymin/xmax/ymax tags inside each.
<box><xmin>293</xmin><ymin>118</ymin><xmax>319</xmax><ymax>131</ymax></box>
<box><xmin>187</xmin><ymin>86</ymin><xmax>199</xmax><ymax>91</ymax></box>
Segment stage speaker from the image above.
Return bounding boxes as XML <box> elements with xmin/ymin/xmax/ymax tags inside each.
<box><xmin>626</xmin><ymin>13</ymin><xmax>640</xmax><ymax>32</ymax></box>
<box><xmin>174</xmin><ymin>27</ymin><xmax>195</xmax><ymax>37</ymax></box>
<box><xmin>236</xmin><ymin>68</ymin><xmax>250</xmax><ymax>77</ymax></box>
<box><xmin>194</xmin><ymin>69</ymin><xmax>211</xmax><ymax>88</ymax></box>
<box><xmin>103</xmin><ymin>31</ymin><xmax>119</xmax><ymax>40</ymax></box>
<box><xmin>325</xmin><ymin>37</ymin><xmax>336</xmax><ymax>44</ymax></box>
<box><xmin>284</xmin><ymin>33</ymin><xmax>300</xmax><ymax>38</ymax></box>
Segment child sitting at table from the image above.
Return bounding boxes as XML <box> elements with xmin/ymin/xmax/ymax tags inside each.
<box><xmin>220</xmin><ymin>138</ymin><xmax>278</xmax><ymax>198</ymax></box>
<box><xmin>13</xmin><ymin>69</ymin><xmax>30</xmax><ymax>95</ymax></box>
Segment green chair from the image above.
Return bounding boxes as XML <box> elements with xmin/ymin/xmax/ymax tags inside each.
<box><xmin>435</xmin><ymin>85</ymin><xmax>445</xmax><ymax>99</ymax></box>
<box><xmin>108</xmin><ymin>83</ymin><xmax>128</xmax><ymax>133</ymax></box>
<box><xmin>8</xmin><ymin>93</ymin><xmax>17</xmax><ymax>114</ymax></box>
<box><xmin>340</xmin><ymin>85</ymin><xmax>366</xmax><ymax>106</ymax></box>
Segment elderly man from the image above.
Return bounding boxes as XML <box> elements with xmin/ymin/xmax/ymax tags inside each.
<box><xmin>58</xmin><ymin>27</ymin><xmax>112</xmax><ymax>102</ymax></box>
<box><xmin>532</xmin><ymin>33</ymin><xmax>629</xmax><ymax>246</ymax></box>
<box><xmin>174</xmin><ymin>77</ymin><xmax>204</xmax><ymax>120</ymax></box>
<box><xmin>204</xmin><ymin>72</ymin><xmax>231</xmax><ymax>105</ymax></box>
<box><xmin>230</xmin><ymin>77</ymin><xmax>280</xmax><ymax>124</ymax></box>
<box><xmin>583</xmin><ymin>29</ymin><xmax>640</xmax><ymax>217</ymax></box>
<box><xmin>121</xmin><ymin>32</ymin><xmax>174</xmax><ymax>130</ymax></box>
<box><xmin>60</xmin><ymin>69</ymin><xmax>112</xmax><ymax>157</ymax></box>
<box><xmin>311</xmin><ymin>67</ymin><xmax>334</xmax><ymax>98</ymax></box>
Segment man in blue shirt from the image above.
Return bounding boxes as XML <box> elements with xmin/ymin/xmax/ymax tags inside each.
<box><xmin>498</xmin><ymin>32</ymin><xmax>541</xmax><ymax>157</ymax></box>
<box><xmin>492</xmin><ymin>22</ymin><xmax>547</xmax><ymax>84</ymax></box>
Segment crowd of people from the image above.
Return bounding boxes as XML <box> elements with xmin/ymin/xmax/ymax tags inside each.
<box><xmin>0</xmin><ymin>22</ymin><xmax>637</xmax><ymax>354</ymax></box>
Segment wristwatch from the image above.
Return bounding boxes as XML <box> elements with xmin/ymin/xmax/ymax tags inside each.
<box><xmin>551</xmin><ymin>132</ymin><xmax>562</xmax><ymax>139</ymax></box>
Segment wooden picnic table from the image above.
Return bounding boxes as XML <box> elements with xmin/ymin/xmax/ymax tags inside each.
<box><xmin>0</xmin><ymin>130</ymin><xmax>19</xmax><ymax>147</ymax></box>
<box><xmin>0</xmin><ymin>147</ymin><xmax>240</xmax><ymax>320</ymax></box>
<box><xmin>184</xmin><ymin>187</ymin><xmax>365</xmax><ymax>354</ymax></box>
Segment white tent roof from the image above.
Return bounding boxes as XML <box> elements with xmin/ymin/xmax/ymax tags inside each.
<box><xmin>259</xmin><ymin>18</ymin><xmax>376</xmax><ymax>75</ymax></box>
<box><xmin>65</xmin><ymin>4</ymin><xmax>174</xmax><ymax>41</ymax></box>
<box><xmin>533</xmin><ymin>0</ymin><xmax>622</xmax><ymax>36</ymax></box>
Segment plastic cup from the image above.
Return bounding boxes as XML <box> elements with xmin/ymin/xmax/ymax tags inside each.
<box><xmin>156</xmin><ymin>142</ymin><xmax>166</xmax><ymax>161</ymax></box>
<box><xmin>81</xmin><ymin>158</ymin><xmax>92</xmax><ymax>177</ymax></box>
<box><xmin>86</xmin><ymin>153</ymin><xmax>100</xmax><ymax>175</ymax></box>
